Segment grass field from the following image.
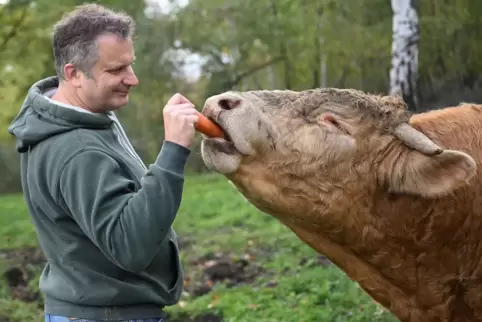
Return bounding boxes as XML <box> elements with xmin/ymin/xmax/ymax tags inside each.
<box><xmin>0</xmin><ymin>173</ymin><xmax>397</xmax><ymax>322</ymax></box>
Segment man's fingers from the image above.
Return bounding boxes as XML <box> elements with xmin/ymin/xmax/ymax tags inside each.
<box><xmin>165</xmin><ymin>105</ymin><xmax>197</xmax><ymax>116</ymax></box>
<box><xmin>166</xmin><ymin>93</ymin><xmax>183</xmax><ymax>105</ymax></box>
<box><xmin>165</xmin><ymin>93</ymin><xmax>193</xmax><ymax>106</ymax></box>
<box><xmin>178</xmin><ymin>95</ymin><xmax>192</xmax><ymax>105</ymax></box>
<box><xmin>169</xmin><ymin>110</ymin><xmax>191</xmax><ymax>118</ymax></box>
<box><xmin>175</xmin><ymin>103</ymin><xmax>196</xmax><ymax>110</ymax></box>
<box><xmin>184</xmin><ymin>114</ymin><xmax>199</xmax><ymax>125</ymax></box>
<box><xmin>164</xmin><ymin>103</ymin><xmax>196</xmax><ymax>113</ymax></box>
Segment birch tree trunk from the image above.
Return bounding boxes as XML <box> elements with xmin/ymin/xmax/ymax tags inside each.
<box><xmin>389</xmin><ymin>0</ymin><xmax>419</xmax><ymax>111</ymax></box>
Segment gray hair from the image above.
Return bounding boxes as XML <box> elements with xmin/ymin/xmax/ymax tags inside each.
<box><xmin>52</xmin><ymin>3</ymin><xmax>135</xmax><ymax>79</ymax></box>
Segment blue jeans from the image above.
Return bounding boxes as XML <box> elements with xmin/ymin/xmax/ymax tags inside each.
<box><xmin>45</xmin><ymin>314</ymin><xmax>164</xmax><ymax>322</ymax></box>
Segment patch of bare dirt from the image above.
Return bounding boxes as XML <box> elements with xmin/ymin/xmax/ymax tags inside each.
<box><xmin>1</xmin><ymin>246</ymin><xmax>44</xmax><ymax>303</ymax></box>
<box><xmin>183</xmin><ymin>251</ymin><xmax>267</xmax><ymax>297</ymax></box>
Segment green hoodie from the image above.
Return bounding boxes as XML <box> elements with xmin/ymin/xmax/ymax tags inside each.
<box><xmin>7</xmin><ymin>76</ymin><xmax>188</xmax><ymax>320</ymax></box>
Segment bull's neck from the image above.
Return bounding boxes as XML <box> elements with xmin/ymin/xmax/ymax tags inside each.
<box><xmin>283</xmin><ymin>182</ymin><xmax>478</xmax><ymax>322</ymax></box>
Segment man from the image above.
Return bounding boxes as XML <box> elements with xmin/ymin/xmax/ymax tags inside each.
<box><xmin>7</xmin><ymin>3</ymin><xmax>198</xmax><ymax>322</ymax></box>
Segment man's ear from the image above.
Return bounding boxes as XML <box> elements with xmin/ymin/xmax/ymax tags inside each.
<box><xmin>64</xmin><ymin>63</ymin><xmax>82</xmax><ymax>88</ymax></box>
<box><xmin>384</xmin><ymin>149</ymin><xmax>476</xmax><ymax>197</ymax></box>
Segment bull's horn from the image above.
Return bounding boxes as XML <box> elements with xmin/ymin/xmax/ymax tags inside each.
<box><xmin>393</xmin><ymin>123</ymin><xmax>443</xmax><ymax>156</ymax></box>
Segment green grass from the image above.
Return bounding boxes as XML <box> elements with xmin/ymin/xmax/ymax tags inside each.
<box><xmin>0</xmin><ymin>173</ymin><xmax>398</xmax><ymax>322</ymax></box>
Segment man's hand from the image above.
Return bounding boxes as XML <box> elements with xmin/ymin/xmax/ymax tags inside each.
<box><xmin>163</xmin><ymin>93</ymin><xmax>199</xmax><ymax>148</ymax></box>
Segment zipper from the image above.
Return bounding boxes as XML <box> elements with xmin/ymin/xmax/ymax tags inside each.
<box><xmin>109</xmin><ymin>114</ymin><xmax>147</xmax><ymax>171</ymax></box>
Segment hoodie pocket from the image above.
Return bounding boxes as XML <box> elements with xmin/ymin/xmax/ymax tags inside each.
<box><xmin>167</xmin><ymin>238</ymin><xmax>183</xmax><ymax>295</ymax></box>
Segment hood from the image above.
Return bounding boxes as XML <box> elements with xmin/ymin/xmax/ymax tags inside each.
<box><xmin>7</xmin><ymin>76</ymin><xmax>113</xmax><ymax>153</ymax></box>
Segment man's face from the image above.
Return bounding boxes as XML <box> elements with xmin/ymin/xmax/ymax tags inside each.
<box><xmin>79</xmin><ymin>33</ymin><xmax>139</xmax><ymax>112</ymax></box>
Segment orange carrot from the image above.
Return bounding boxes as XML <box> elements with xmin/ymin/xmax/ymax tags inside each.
<box><xmin>194</xmin><ymin>111</ymin><xmax>226</xmax><ymax>138</ymax></box>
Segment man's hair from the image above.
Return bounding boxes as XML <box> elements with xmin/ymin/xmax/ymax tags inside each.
<box><xmin>52</xmin><ymin>3</ymin><xmax>135</xmax><ymax>79</ymax></box>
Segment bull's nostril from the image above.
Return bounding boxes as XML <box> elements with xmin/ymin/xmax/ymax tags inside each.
<box><xmin>219</xmin><ymin>98</ymin><xmax>241</xmax><ymax>110</ymax></box>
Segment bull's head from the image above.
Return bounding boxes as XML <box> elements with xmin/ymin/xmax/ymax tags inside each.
<box><xmin>201</xmin><ymin>88</ymin><xmax>475</xmax><ymax>203</ymax></box>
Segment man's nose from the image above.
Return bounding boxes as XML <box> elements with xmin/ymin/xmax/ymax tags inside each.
<box><xmin>123</xmin><ymin>66</ymin><xmax>139</xmax><ymax>86</ymax></box>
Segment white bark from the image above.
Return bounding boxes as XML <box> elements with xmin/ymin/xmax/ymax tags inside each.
<box><xmin>389</xmin><ymin>0</ymin><xmax>419</xmax><ymax>111</ymax></box>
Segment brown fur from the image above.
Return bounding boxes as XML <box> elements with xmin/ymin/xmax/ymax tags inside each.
<box><xmin>200</xmin><ymin>88</ymin><xmax>482</xmax><ymax>321</ymax></box>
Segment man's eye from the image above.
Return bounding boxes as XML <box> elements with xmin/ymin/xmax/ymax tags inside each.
<box><xmin>110</xmin><ymin>67</ymin><xmax>123</xmax><ymax>73</ymax></box>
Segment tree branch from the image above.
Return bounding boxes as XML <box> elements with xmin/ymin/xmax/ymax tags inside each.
<box><xmin>224</xmin><ymin>55</ymin><xmax>286</xmax><ymax>89</ymax></box>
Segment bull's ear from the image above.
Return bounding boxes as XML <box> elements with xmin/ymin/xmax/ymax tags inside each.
<box><xmin>385</xmin><ymin>149</ymin><xmax>476</xmax><ymax>197</ymax></box>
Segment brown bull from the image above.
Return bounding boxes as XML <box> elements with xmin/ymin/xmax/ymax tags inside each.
<box><xmin>199</xmin><ymin>87</ymin><xmax>482</xmax><ymax>322</ymax></box>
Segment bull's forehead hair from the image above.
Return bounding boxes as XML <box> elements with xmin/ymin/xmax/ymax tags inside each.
<box><xmin>241</xmin><ymin>88</ymin><xmax>411</xmax><ymax>125</ymax></box>
<box><xmin>235</xmin><ymin>89</ymin><xmax>301</xmax><ymax>111</ymax></box>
